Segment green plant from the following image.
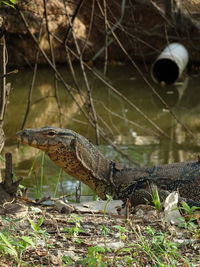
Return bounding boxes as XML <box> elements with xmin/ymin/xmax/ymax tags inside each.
<box><xmin>27</xmin><ymin>151</ymin><xmax>41</xmax><ymax>178</ymax></box>
<box><xmin>28</xmin><ymin>217</ymin><xmax>44</xmax><ymax>233</ymax></box>
<box><xmin>63</xmin><ymin>225</ymin><xmax>84</xmax><ymax>237</ymax></box>
<box><xmin>0</xmin><ymin>0</ymin><xmax>17</xmax><ymax>7</ymax></box>
<box><xmin>0</xmin><ymin>216</ymin><xmax>22</xmax><ymax>231</ymax></box>
<box><xmin>26</xmin><ymin>150</ymin><xmax>45</xmax><ymax>199</ymax></box>
<box><xmin>100</xmin><ymin>224</ymin><xmax>110</xmax><ymax>247</ymax></box>
<box><xmin>113</xmin><ymin>225</ymin><xmax>128</xmax><ymax>241</ymax></box>
<box><xmin>80</xmin><ymin>245</ymin><xmax>107</xmax><ymax>267</ymax></box>
<box><xmin>62</xmin><ymin>255</ymin><xmax>74</xmax><ymax>265</ymax></box>
<box><xmin>17</xmin><ymin>184</ymin><xmax>27</xmax><ymax>197</ymax></box>
<box><xmin>178</xmin><ymin>201</ymin><xmax>199</xmax><ymax>231</ymax></box>
<box><xmin>180</xmin><ymin>201</ymin><xmax>200</xmax><ymax>215</ymax></box>
<box><xmin>0</xmin><ymin>232</ymin><xmax>19</xmax><ymax>258</ymax></box>
<box><xmin>177</xmin><ymin>216</ymin><xmax>197</xmax><ymax>231</ymax></box>
<box><xmin>193</xmin><ymin>228</ymin><xmax>200</xmax><ymax>239</ymax></box>
<box><xmin>151</xmin><ymin>187</ymin><xmax>162</xmax><ymax>211</ymax></box>
<box><xmin>28</xmin><ymin>217</ymin><xmax>50</xmax><ymax>242</ymax></box>
<box><xmin>145</xmin><ymin>226</ymin><xmax>178</xmax><ymax>256</ymax></box>
<box><xmin>74</xmin><ymin>237</ymin><xmax>83</xmax><ymax>244</ymax></box>
<box><xmin>63</xmin><ymin>214</ymin><xmax>84</xmax><ymax>243</ymax></box>
<box><xmin>101</xmin><ymin>225</ymin><xmax>110</xmax><ymax>237</ymax></box>
<box><xmin>0</xmin><ymin>230</ymin><xmax>35</xmax><ymax>264</ymax></box>
<box><xmin>35</xmin><ymin>151</ymin><xmax>45</xmax><ymax>198</ymax></box>
<box><xmin>113</xmin><ymin>247</ymin><xmax>135</xmax><ymax>266</ymax></box>
<box><xmin>0</xmin><ymin>155</ymin><xmax>5</xmax><ymax>162</ymax></box>
<box><xmin>129</xmin><ymin>225</ymin><xmax>182</xmax><ymax>266</ymax></box>
<box><xmin>27</xmin><ymin>216</ymin><xmax>52</xmax><ymax>255</ymax></box>
<box><xmin>53</xmin><ymin>168</ymin><xmax>63</xmax><ymax>197</ymax></box>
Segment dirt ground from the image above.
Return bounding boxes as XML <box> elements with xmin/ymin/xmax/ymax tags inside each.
<box><xmin>0</xmin><ymin>199</ymin><xmax>199</xmax><ymax>266</ymax></box>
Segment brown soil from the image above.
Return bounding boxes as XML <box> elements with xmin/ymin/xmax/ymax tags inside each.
<box><xmin>0</xmin><ymin>201</ymin><xmax>199</xmax><ymax>266</ymax></box>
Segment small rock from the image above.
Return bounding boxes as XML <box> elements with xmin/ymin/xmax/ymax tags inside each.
<box><xmin>54</xmin><ymin>200</ymin><xmax>74</xmax><ymax>214</ymax></box>
<box><xmin>71</xmin><ymin>200</ymin><xmax>123</xmax><ymax>215</ymax></box>
<box><xmin>98</xmin><ymin>241</ymin><xmax>125</xmax><ymax>250</ymax></box>
<box><xmin>30</xmin><ymin>206</ymin><xmax>43</xmax><ymax>213</ymax></box>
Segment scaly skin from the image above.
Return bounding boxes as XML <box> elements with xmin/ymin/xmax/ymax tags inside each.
<box><xmin>16</xmin><ymin>126</ymin><xmax>200</xmax><ymax>207</ymax></box>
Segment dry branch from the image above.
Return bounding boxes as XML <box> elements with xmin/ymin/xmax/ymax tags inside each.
<box><xmin>0</xmin><ymin>153</ymin><xmax>22</xmax><ymax>203</ymax></box>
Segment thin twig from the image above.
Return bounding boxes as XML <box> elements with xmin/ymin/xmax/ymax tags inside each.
<box><xmin>65</xmin><ymin>6</ymin><xmax>100</xmax><ymax>144</ymax></box>
<box><xmin>103</xmin><ymin>0</ymin><xmax>108</xmax><ymax>74</ymax></box>
<box><xmin>16</xmin><ymin>6</ymin><xmax>153</xmax><ymax>165</ymax></box>
<box><xmin>97</xmin><ymin>0</ymin><xmax>195</xmax><ymax>139</ymax></box>
<box><xmin>63</xmin><ymin>0</ymin><xmax>85</xmax><ymax>44</ymax></box>
<box><xmin>98</xmin><ymin>101</ymin><xmax>159</xmax><ymax>137</ymax></box>
<box><xmin>0</xmin><ymin>35</ymin><xmax>6</xmax><ymax>122</ymax></box>
<box><xmin>81</xmin><ymin>0</ymin><xmax>95</xmax><ymax>55</ymax></box>
<box><xmin>0</xmin><ymin>69</ymin><xmax>18</xmax><ymax>78</ymax></box>
<box><xmin>53</xmin><ymin>32</ymin><xmax>169</xmax><ymax>138</ymax></box>
<box><xmin>43</xmin><ymin>0</ymin><xmax>62</xmax><ymax>126</ymax></box>
<box><xmin>21</xmin><ymin>20</ymin><xmax>43</xmax><ymax>130</ymax></box>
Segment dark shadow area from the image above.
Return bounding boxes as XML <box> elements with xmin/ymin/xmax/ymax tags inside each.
<box><xmin>152</xmin><ymin>58</ymin><xmax>179</xmax><ymax>84</ymax></box>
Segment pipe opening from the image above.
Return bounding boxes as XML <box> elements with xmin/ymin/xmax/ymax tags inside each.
<box><xmin>152</xmin><ymin>58</ymin><xmax>179</xmax><ymax>85</ymax></box>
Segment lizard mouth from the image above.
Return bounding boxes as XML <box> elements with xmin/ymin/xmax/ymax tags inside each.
<box><xmin>16</xmin><ymin>129</ymin><xmax>48</xmax><ymax>150</ymax></box>
<box><xmin>16</xmin><ymin>130</ymin><xmax>37</xmax><ymax>147</ymax></box>
<box><xmin>16</xmin><ymin>130</ymin><xmax>29</xmax><ymax>144</ymax></box>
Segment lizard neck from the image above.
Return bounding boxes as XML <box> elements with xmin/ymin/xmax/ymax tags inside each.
<box><xmin>47</xmin><ymin>149</ymin><xmax>118</xmax><ymax>199</ymax></box>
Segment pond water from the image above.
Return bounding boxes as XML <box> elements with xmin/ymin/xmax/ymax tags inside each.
<box><xmin>3</xmin><ymin>64</ymin><xmax>200</xmax><ymax>200</ymax></box>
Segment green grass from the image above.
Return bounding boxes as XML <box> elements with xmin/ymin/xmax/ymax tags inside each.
<box><xmin>0</xmin><ymin>216</ymin><xmax>36</xmax><ymax>265</ymax></box>
<box><xmin>0</xmin><ymin>0</ymin><xmax>17</xmax><ymax>8</ymax></box>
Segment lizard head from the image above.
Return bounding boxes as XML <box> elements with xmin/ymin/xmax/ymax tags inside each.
<box><xmin>16</xmin><ymin>126</ymin><xmax>77</xmax><ymax>153</ymax></box>
<box><xmin>16</xmin><ymin>126</ymin><xmax>115</xmax><ymax>199</ymax></box>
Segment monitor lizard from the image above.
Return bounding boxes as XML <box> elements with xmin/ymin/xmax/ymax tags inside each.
<box><xmin>16</xmin><ymin>126</ymin><xmax>200</xmax><ymax>207</ymax></box>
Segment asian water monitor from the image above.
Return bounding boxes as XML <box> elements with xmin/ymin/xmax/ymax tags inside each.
<box><xmin>16</xmin><ymin>126</ymin><xmax>200</xmax><ymax>207</ymax></box>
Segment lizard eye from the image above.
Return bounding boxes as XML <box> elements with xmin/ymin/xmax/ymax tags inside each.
<box><xmin>47</xmin><ymin>131</ymin><xmax>56</xmax><ymax>136</ymax></box>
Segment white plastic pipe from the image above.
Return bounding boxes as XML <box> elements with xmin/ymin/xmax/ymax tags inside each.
<box><xmin>151</xmin><ymin>43</ymin><xmax>189</xmax><ymax>85</ymax></box>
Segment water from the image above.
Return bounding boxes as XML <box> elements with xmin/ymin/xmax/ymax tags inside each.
<box><xmin>3</xmin><ymin>64</ymin><xmax>200</xmax><ymax>200</ymax></box>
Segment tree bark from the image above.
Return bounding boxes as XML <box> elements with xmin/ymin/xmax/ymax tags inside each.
<box><xmin>0</xmin><ymin>17</ymin><xmax>6</xmax><ymax>153</ymax></box>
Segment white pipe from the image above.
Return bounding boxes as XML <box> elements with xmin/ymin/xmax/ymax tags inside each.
<box><xmin>151</xmin><ymin>43</ymin><xmax>189</xmax><ymax>85</ymax></box>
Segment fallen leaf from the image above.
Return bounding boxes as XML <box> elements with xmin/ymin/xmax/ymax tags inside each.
<box><xmin>164</xmin><ymin>191</ymin><xmax>183</xmax><ymax>225</ymax></box>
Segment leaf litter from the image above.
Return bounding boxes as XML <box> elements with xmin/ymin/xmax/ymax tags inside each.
<box><xmin>0</xmin><ymin>198</ymin><xmax>199</xmax><ymax>266</ymax></box>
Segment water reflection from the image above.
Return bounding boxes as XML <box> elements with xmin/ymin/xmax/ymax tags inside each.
<box><xmin>3</xmin><ymin>65</ymin><xmax>200</xmax><ymax>199</ymax></box>
<box><xmin>152</xmin><ymin>77</ymin><xmax>189</xmax><ymax>108</ymax></box>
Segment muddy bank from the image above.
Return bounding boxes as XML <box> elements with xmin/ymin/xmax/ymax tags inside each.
<box><xmin>1</xmin><ymin>0</ymin><xmax>200</xmax><ymax>66</ymax></box>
